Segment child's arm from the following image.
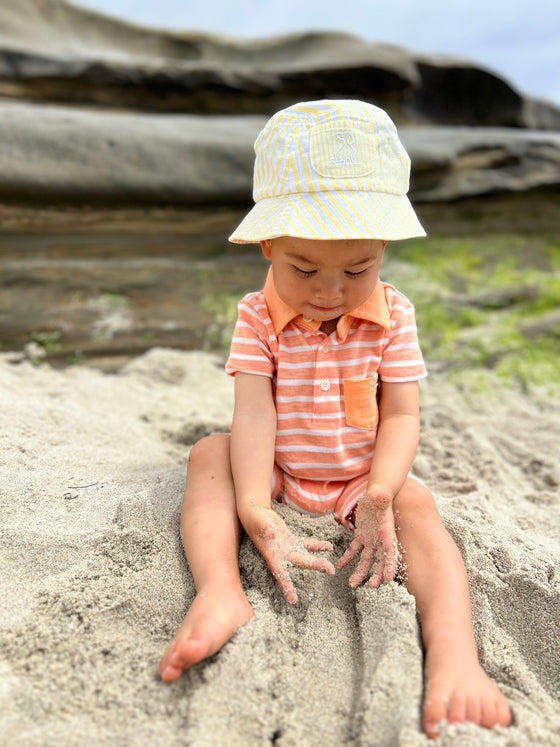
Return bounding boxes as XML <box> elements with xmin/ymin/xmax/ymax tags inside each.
<box><xmin>230</xmin><ymin>372</ymin><xmax>277</xmax><ymax>513</ymax></box>
<box><xmin>231</xmin><ymin>372</ymin><xmax>335</xmax><ymax>603</ymax></box>
<box><xmin>337</xmin><ymin>380</ymin><xmax>420</xmax><ymax>587</ymax></box>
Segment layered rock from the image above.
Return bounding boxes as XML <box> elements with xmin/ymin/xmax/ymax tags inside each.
<box><xmin>1</xmin><ymin>101</ymin><xmax>559</xmax><ymax>206</ymax></box>
<box><xmin>1</xmin><ymin>0</ymin><xmax>559</xmax><ymax>129</ymax></box>
<box><xmin>0</xmin><ymin>0</ymin><xmax>558</xmax><ymax>211</ymax></box>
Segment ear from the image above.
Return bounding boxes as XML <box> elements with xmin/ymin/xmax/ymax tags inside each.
<box><xmin>260</xmin><ymin>240</ymin><xmax>272</xmax><ymax>260</ymax></box>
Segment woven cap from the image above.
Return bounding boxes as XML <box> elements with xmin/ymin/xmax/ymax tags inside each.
<box><xmin>229</xmin><ymin>99</ymin><xmax>425</xmax><ymax>243</ymax></box>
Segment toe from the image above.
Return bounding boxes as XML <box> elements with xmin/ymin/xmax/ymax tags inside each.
<box><xmin>498</xmin><ymin>697</ymin><xmax>513</xmax><ymax>727</ymax></box>
<box><xmin>483</xmin><ymin>691</ymin><xmax>512</xmax><ymax>729</ymax></box>
<box><xmin>159</xmin><ymin>661</ymin><xmax>183</xmax><ymax>683</ymax></box>
<box><xmin>447</xmin><ymin>689</ymin><xmax>467</xmax><ymax>725</ymax></box>
<box><xmin>159</xmin><ymin>644</ymin><xmax>182</xmax><ymax>682</ymax></box>
<box><xmin>423</xmin><ymin>688</ymin><xmax>447</xmax><ymax>739</ymax></box>
<box><xmin>465</xmin><ymin>694</ymin><xmax>482</xmax><ymax>727</ymax></box>
<box><xmin>159</xmin><ymin>632</ymin><xmax>216</xmax><ymax>682</ymax></box>
<box><xmin>480</xmin><ymin>698</ymin><xmax>499</xmax><ymax>730</ymax></box>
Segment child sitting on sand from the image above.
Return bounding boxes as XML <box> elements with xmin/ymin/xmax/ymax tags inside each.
<box><xmin>159</xmin><ymin>99</ymin><xmax>511</xmax><ymax>739</ymax></box>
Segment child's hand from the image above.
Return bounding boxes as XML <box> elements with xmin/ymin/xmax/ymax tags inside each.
<box><xmin>244</xmin><ymin>506</ymin><xmax>335</xmax><ymax>604</ymax></box>
<box><xmin>336</xmin><ymin>488</ymin><xmax>398</xmax><ymax>589</ymax></box>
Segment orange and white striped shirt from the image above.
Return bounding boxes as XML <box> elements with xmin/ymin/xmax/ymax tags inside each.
<box><xmin>226</xmin><ymin>269</ymin><xmax>427</xmax><ymax>522</ymax></box>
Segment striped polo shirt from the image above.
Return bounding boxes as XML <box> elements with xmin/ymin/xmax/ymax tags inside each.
<box><xmin>226</xmin><ymin>269</ymin><xmax>427</xmax><ymax>487</ymax></box>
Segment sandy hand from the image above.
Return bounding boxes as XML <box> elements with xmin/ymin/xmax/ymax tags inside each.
<box><xmin>337</xmin><ymin>489</ymin><xmax>398</xmax><ymax>588</ymax></box>
<box><xmin>246</xmin><ymin>507</ymin><xmax>335</xmax><ymax>603</ymax></box>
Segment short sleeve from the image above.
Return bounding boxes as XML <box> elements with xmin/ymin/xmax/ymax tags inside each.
<box><xmin>225</xmin><ymin>292</ymin><xmax>276</xmax><ymax>378</ymax></box>
<box><xmin>378</xmin><ymin>285</ymin><xmax>427</xmax><ymax>383</ymax></box>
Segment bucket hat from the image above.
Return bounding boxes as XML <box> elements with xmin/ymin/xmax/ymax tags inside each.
<box><xmin>229</xmin><ymin>99</ymin><xmax>425</xmax><ymax>243</ymax></box>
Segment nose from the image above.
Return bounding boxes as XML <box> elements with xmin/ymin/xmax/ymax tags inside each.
<box><xmin>313</xmin><ymin>274</ymin><xmax>342</xmax><ymax>303</ymax></box>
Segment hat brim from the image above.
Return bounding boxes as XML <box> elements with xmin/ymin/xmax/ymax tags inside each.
<box><xmin>229</xmin><ymin>190</ymin><xmax>426</xmax><ymax>243</ymax></box>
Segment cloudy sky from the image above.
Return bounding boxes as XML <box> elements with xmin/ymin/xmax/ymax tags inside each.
<box><xmin>73</xmin><ymin>0</ymin><xmax>560</xmax><ymax>106</ymax></box>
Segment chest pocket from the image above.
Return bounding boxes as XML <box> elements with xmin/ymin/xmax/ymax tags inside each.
<box><xmin>343</xmin><ymin>375</ymin><xmax>379</xmax><ymax>430</ymax></box>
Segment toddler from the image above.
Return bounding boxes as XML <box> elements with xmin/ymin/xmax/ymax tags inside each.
<box><xmin>159</xmin><ymin>100</ymin><xmax>511</xmax><ymax>739</ymax></box>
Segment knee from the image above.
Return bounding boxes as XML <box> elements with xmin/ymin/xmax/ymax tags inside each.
<box><xmin>394</xmin><ymin>477</ymin><xmax>440</xmax><ymax>524</ymax></box>
<box><xmin>188</xmin><ymin>433</ymin><xmax>230</xmax><ymax>468</ymax></box>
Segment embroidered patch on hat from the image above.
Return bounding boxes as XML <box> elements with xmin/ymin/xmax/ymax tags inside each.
<box><xmin>310</xmin><ymin>122</ymin><xmax>378</xmax><ymax>179</ymax></box>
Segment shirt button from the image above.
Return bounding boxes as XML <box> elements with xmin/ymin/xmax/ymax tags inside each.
<box><xmin>320</xmin><ymin>345</ymin><xmax>330</xmax><ymax>353</ymax></box>
<box><xmin>303</xmin><ymin>316</ymin><xmax>313</xmax><ymax>323</ymax></box>
<box><xmin>320</xmin><ymin>379</ymin><xmax>330</xmax><ymax>392</ymax></box>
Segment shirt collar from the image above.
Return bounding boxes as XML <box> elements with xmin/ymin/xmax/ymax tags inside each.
<box><xmin>262</xmin><ymin>268</ymin><xmax>391</xmax><ymax>340</ymax></box>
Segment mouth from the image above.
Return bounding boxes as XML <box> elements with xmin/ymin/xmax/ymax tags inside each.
<box><xmin>310</xmin><ymin>304</ymin><xmax>339</xmax><ymax>313</ymax></box>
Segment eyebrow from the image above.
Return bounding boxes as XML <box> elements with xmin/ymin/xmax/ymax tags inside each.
<box><xmin>285</xmin><ymin>252</ymin><xmax>316</xmax><ymax>265</ymax></box>
<box><xmin>348</xmin><ymin>255</ymin><xmax>377</xmax><ymax>267</ymax></box>
<box><xmin>285</xmin><ymin>252</ymin><xmax>376</xmax><ymax>267</ymax></box>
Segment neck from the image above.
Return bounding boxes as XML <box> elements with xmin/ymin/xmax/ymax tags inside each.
<box><xmin>320</xmin><ymin>318</ymin><xmax>340</xmax><ymax>335</ymax></box>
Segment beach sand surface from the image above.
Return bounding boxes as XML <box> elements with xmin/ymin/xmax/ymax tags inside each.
<box><xmin>1</xmin><ymin>347</ymin><xmax>558</xmax><ymax>746</ymax></box>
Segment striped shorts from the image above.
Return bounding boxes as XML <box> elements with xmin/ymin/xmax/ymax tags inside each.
<box><xmin>271</xmin><ymin>464</ymin><xmax>368</xmax><ymax>530</ymax></box>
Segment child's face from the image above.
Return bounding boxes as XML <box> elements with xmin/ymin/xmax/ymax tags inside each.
<box><xmin>261</xmin><ymin>237</ymin><xmax>386</xmax><ymax>323</ymax></box>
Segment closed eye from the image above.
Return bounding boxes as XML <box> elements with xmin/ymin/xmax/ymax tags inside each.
<box><xmin>293</xmin><ymin>265</ymin><xmax>316</xmax><ymax>277</ymax></box>
<box><xmin>345</xmin><ymin>269</ymin><xmax>367</xmax><ymax>278</ymax></box>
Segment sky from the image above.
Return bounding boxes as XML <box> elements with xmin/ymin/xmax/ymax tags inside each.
<box><xmin>73</xmin><ymin>0</ymin><xmax>560</xmax><ymax>107</ymax></box>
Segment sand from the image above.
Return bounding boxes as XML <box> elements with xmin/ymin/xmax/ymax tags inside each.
<box><xmin>1</xmin><ymin>347</ymin><xmax>559</xmax><ymax>746</ymax></box>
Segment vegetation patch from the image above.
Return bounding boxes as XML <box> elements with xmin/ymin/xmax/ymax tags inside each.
<box><xmin>384</xmin><ymin>234</ymin><xmax>560</xmax><ymax>398</ymax></box>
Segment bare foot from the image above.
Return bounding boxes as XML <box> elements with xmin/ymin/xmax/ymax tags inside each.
<box><xmin>423</xmin><ymin>649</ymin><xmax>511</xmax><ymax>739</ymax></box>
<box><xmin>159</xmin><ymin>584</ymin><xmax>254</xmax><ymax>682</ymax></box>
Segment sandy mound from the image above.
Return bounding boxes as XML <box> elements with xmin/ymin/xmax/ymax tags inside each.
<box><xmin>1</xmin><ymin>347</ymin><xmax>558</xmax><ymax>745</ymax></box>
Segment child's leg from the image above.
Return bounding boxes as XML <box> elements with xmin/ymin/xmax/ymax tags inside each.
<box><xmin>159</xmin><ymin>434</ymin><xmax>253</xmax><ymax>683</ymax></box>
<box><xmin>394</xmin><ymin>478</ymin><xmax>511</xmax><ymax>738</ymax></box>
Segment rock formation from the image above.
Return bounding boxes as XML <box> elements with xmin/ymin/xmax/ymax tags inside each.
<box><xmin>1</xmin><ymin>0</ymin><xmax>559</xmax><ymax>129</ymax></box>
<box><xmin>1</xmin><ymin>101</ymin><xmax>559</xmax><ymax>207</ymax></box>
<box><xmin>0</xmin><ymin>0</ymin><xmax>559</xmax><ymax>210</ymax></box>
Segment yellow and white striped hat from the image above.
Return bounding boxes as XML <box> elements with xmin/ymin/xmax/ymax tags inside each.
<box><xmin>229</xmin><ymin>99</ymin><xmax>425</xmax><ymax>244</ymax></box>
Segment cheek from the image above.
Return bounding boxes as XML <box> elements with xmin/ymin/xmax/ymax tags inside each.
<box><xmin>277</xmin><ymin>273</ymin><xmax>305</xmax><ymax>303</ymax></box>
<box><xmin>289</xmin><ymin>282</ymin><xmax>308</xmax><ymax>305</ymax></box>
<box><xmin>348</xmin><ymin>277</ymin><xmax>377</xmax><ymax>303</ymax></box>
<box><xmin>286</xmin><ymin>274</ymin><xmax>306</xmax><ymax>294</ymax></box>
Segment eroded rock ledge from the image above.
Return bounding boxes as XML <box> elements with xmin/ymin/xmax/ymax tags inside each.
<box><xmin>1</xmin><ymin>101</ymin><xmax>559</xmax><ymax>207</ymax></box>
<box><xmin>1</xmin><ymin>0</ymin><xmax>560</xmax><ymax>128</ymax></box>
<box><xmin>0</xmin><ymin>0</ymin><xmax>558</xmax><ymax>213</ymax></box>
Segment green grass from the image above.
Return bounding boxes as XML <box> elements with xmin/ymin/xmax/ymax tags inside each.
<box><xmin>199</xmin><ymin>292</ymin><xmax>240</xmax><ymax>351</ymax></box>
<box><xmin>384</xmin><ymin>233</ymin><xmax>560</xmax><ymax>397</ymax></box>
<box><xmin>30</xmin><ymin>330</ymin><xmax>62</xmax><ymax>353</ymax></box>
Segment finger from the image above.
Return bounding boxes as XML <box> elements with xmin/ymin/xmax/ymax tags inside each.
<box><xmin>267</xmin><ymin>560</ymin><xmax>298</xmax><ymax>604</ymax></box>
<box><xmin>336</xmin><ymin>541</ymin><xmax>361</xmax><ymax>570</ymax></box>
<box><xmin>383</xmin><ymin>545</ymin><xmax>399</xmax><ymax>582</ymax></box>
<box><xmin>368</xmin><ymin>556</ymin><xmax>385</xmax><ymax>588</ymax></box>
<box><xmin>302</xmin><ymin>538</ymin><xmax>334</xmax><ymax>554</ymax></box>
<box><xmin>369</xmin><ymin>539</ymin><xmax>398</xmax><ymax>587</ymax></box>
<box><xmin>349</xmin><ymin>547</ymin><xmax>375</xmax><ymax>588</ymax></box>
<box><xmin>280</xmin><ymin>581</ymin><xmax>298</xmax><ymax>604</ymax></box>
<box><xmin>289</xmin><ymin>551</ymin><xmax>335</xmax><ymax>575</ymax></box>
